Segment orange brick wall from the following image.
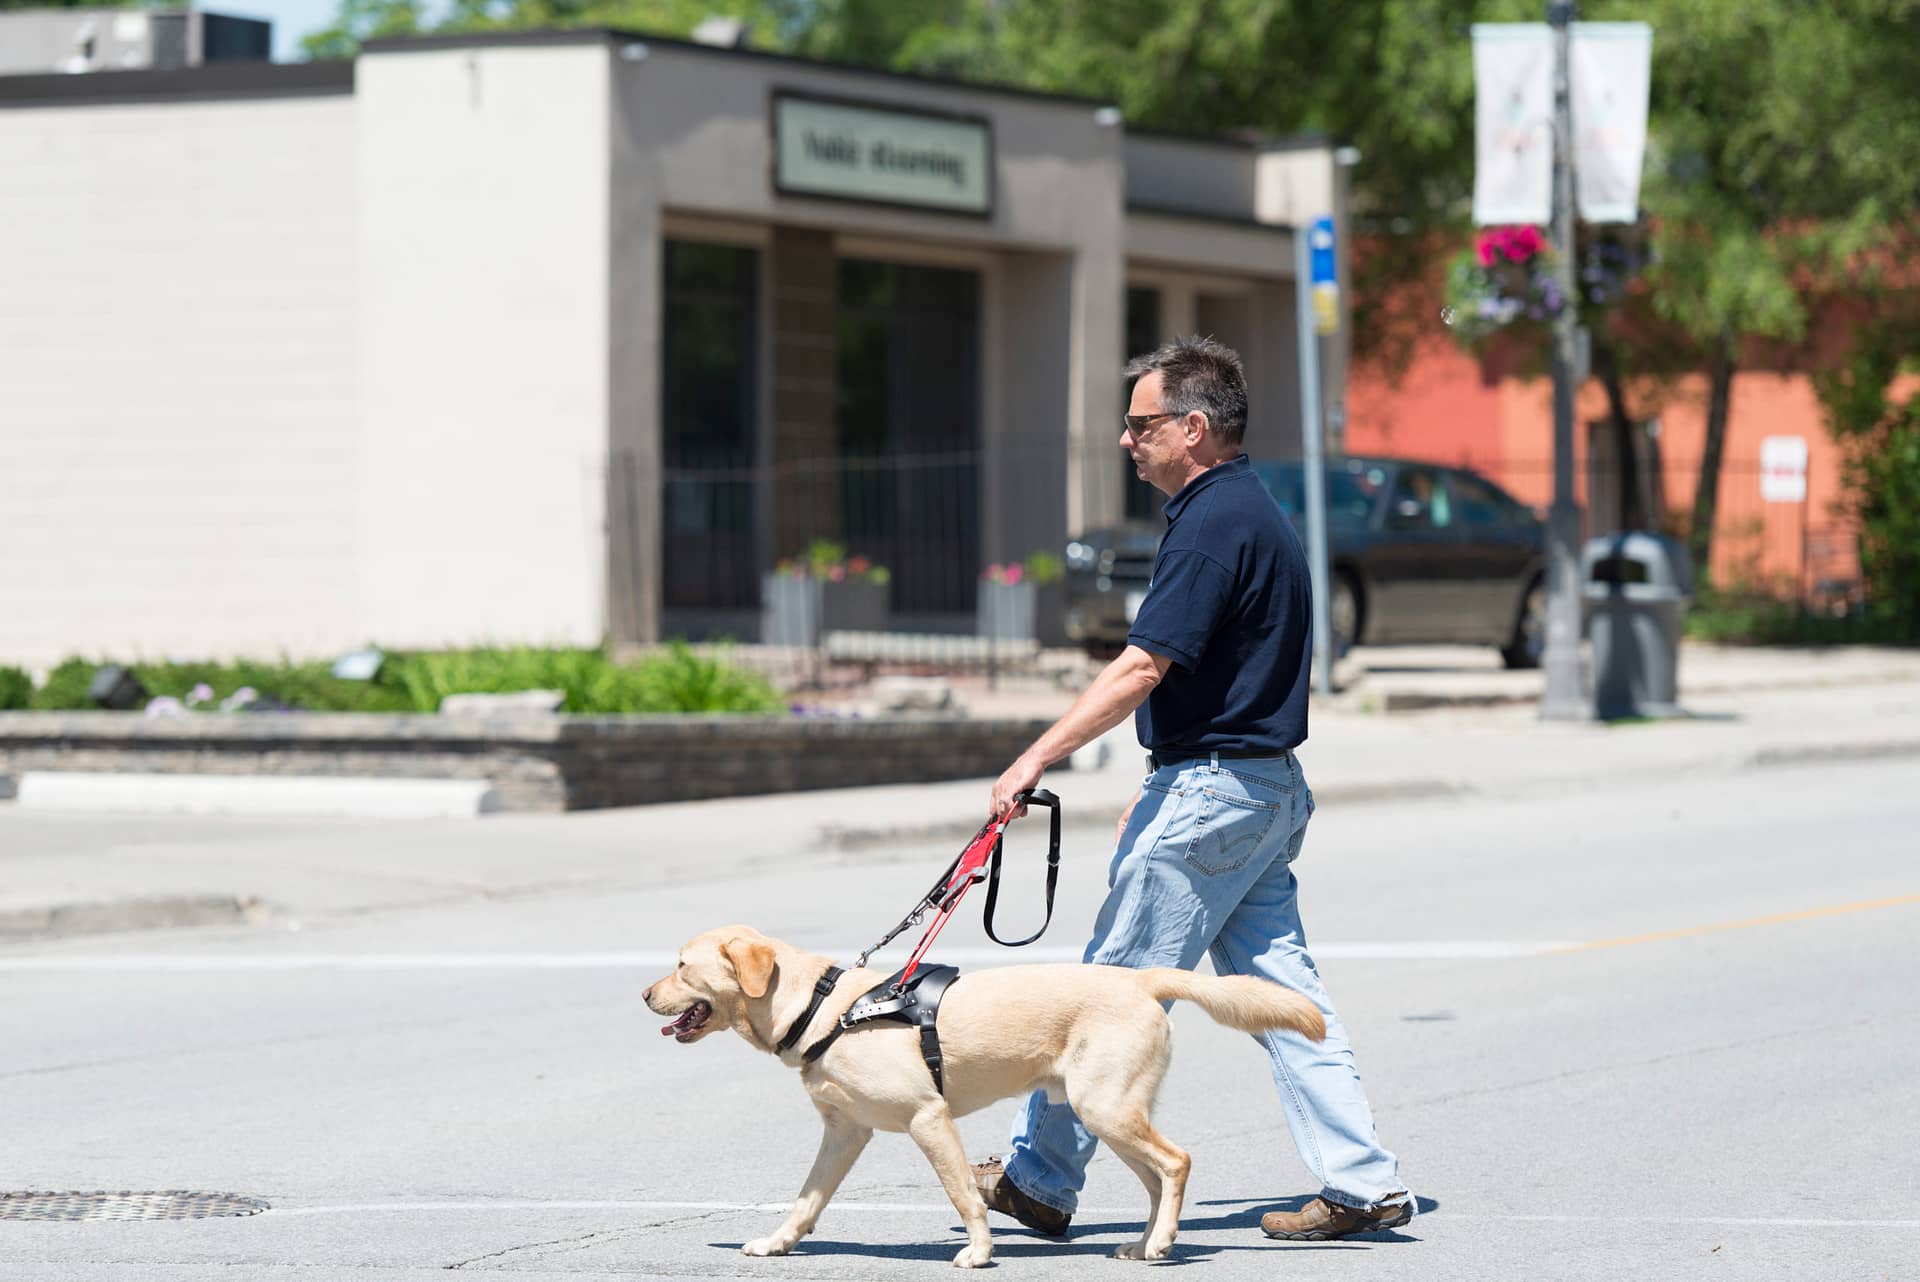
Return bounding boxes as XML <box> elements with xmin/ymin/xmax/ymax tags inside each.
<box><xmin>1343</xmin><ymin>336</ymin><xmax>1898</xmax><ymax>594</ymax></box>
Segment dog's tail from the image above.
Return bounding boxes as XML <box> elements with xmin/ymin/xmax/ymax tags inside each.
<box><xmin>1141</xmin><ymin>969</ymin><xmax>1326</xmax><ymax>1041</ymax></box>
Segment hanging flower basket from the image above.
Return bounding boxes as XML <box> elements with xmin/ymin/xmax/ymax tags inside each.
<box><xmin>1443</xmin><ymin>224</ymin><xmax>1567</xmax><ymax>345</ymax></box>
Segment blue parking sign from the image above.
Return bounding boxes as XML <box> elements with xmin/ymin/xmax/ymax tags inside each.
<box><xmin>1309</xmin><ymin>216</ymin><xmax>1337</xmax><ymax>285</ymax></box>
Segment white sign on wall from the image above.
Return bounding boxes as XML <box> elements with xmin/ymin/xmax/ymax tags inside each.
<box><xmin>774</xmin><ymin>92</ymin><xmax>993</xmax><ymax>217</ymax></box>
<box><xmin>1760</xmin><ymin>436</ymin><xmax>1809</xmax><ymax>503</ymax></box>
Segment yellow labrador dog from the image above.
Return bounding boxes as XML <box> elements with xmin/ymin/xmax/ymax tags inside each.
<box><xmin>643</xmin><ymin>924</ymin><xmax>1324</xmax><ymax>1267</ymax></box>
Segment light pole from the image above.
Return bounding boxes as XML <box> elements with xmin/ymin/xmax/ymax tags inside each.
<box><xmin>1540</xmin><ymin>0</ymin><xmax>1588</xmax><ymax>720</ymax></box>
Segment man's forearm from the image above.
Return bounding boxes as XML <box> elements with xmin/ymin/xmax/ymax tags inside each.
<box><xmin>1019</xmin><ymin>646</ymin><xmax>1167</xmax><ymax>770</ymax></box>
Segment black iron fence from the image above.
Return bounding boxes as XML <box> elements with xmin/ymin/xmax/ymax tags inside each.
<box><xmin>623</xmin><ymin>445</ymin><xmax>1864</xmax><ymax>636</ymax></box>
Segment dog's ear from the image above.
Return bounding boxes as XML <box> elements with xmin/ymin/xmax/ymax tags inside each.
<box><xmin>723</xmin><ymin>936</ymin><xmax>776</xmax><ymax>1000</ymax></box>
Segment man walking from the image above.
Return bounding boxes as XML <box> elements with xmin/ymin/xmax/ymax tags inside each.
<box><xmin>973</xmin><ymin>336</ymin><xmax>1412</xmax><ymax>1242</ymax></box>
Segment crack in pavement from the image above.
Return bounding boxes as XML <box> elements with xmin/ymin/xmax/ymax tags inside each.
<box><xmin>444</xmin><ymin>1208</ymin><xmax>747</xmax><ymax>1270</ymax></box>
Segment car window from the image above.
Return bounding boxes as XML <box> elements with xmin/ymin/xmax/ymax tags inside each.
<box><xmin>1450</xmin><ymin>473</ymin><xmax>1509</xmax><ymax>528</ymax></box>
<box><xmin>1451</xmin><ymin>472</ymin><xmax>1533</xmax><ymax>528</ymax></box>
<box><xmin>1388</xmin><ymin>467</ymin><xmax>1451</xmax><ymax>530</ymax></box>
<box><xmin>1254</xmin><ymin>461</ymin><xmax>1386</xmax><ymax>524</ymax></box>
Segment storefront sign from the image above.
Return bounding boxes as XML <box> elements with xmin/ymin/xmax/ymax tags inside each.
<box><xmin>773</xmin><ymin>91</ymin><xmax>992</xmax><ymax>217</ymax></box>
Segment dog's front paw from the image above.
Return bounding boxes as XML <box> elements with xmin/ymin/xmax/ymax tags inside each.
<box><xmin>1112</xmin><ymin>1239</ymin><xmax>1171</xmax><ymax>1262</ymax></box>
<box><xmin>952</xmin><ymin>1241</ymin><xmax>992</xmax><ymax>1268</ymax></box>
<box><xmin>743</xmin><ymin>1236</ymin><xmax>793</xmax><ymax>1257</ymax></box>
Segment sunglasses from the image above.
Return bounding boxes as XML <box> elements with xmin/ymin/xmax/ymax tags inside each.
<box><xmin>1122</xmin><ymin>411</ymin><xmax>1180</xmax><ymax>438</ymax></box>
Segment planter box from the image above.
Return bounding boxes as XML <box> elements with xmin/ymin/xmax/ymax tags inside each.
<box><xmin>822</xmin><ymin>579</ymin><xmax>890</xmax><ymax>633</ymax></box>
<box><xmin>977</xmin><ymin>579</ymin><xmax>1037</xmax><ymax>641</ymax></box>
<box><xmin>761</xmin><ymin>574</ymin><xmax>821</xmax><ymax>647</ymax></box>
<box><xmin>761</xmin><ymin>575</ymin><xmax>890</xmax><ymax>646</ymax></box>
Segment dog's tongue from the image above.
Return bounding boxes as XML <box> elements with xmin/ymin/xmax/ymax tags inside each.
<box><xmin>660</xmin><ymin>1006</ymin><xmax>699</xmax><ymax>1037</ymax></box>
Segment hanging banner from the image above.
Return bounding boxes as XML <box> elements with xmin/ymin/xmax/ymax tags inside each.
<box><xmin>1472</xmin><ymin>24</ymin><xmax>1554</xmax><ymax>226</ymax></box>
<box><xmin>1473</xmin><ymin>22</ymin><xmax>1654</xmax><ymax>227</ymax></box>
<box><xmin>1570</xmin><ymin>22</ymin><xmax>1653</xmax><ymax>223</ymax></box>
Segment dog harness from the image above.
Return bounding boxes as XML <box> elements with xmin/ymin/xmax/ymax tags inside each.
<box><xmin>784</xmin><ymin>964</ymin><xmax>964</xmax><ymax>1094</ymax></box>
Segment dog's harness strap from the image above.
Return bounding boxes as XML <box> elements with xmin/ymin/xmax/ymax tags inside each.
<box><xmin>827</xmin><ymin>964</ymin><xmax>962</xmax><ymax>1092</ymax></box>
<box><xmin>776</xmin><ymin>965</ymin><xmax>845</xmax><ymax>1055</ymax></box>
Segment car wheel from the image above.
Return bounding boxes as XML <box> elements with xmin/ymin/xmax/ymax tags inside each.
<box><xmin>1501</xmin><ymin>578</ymin><xmax>1546</xmax><ymax>669</ymax></box>
<box><xmin>1330</xmin><ymin>573</ymin><xmax>1360</xmax><ymax>660</ymax></box>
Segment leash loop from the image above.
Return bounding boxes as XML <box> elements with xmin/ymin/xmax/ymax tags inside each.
<box><xmin>852</xmin><ymin>788</ymin><xmax>1062</xmax><ymax>985</ymax></box>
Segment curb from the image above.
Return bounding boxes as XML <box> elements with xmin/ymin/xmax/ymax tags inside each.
<box><xmin>13</xmin><ymin>772</ymin><xmax>499</xmax><ymax>820</ymax></box>
<box><xmin>0</xmin><ymin>895</ymin><xmax>269</xmax><ymax>940</ymax></box>
<box><xmin>1746</xmin><ymin>739</ymin><xmax>1920</xmax><ymax>769</ymax></box>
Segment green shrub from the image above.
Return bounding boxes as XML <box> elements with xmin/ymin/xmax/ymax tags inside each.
<box><xmin>1684</xmin><ymin>588</ymin><xmax>1913</xmax><ymax>647</ymax></box>
<box><xmin>29</xmin><ymin>658</ymin><xmax>104</xmax><ymax>710</ymax></box>
<box><xmin>14</xmin><ymin>646</ymin><xmax>787</xmax><ymax>715</ymax></box>
<box><xmin>0</xmin><ymin>665</ymin><xmax>32</xmax><ymax>710</ymax></box>
<box><xmin>627</xmin><ymin>642</ymin><xmax>786</xmax><ymax>714</ymax></box>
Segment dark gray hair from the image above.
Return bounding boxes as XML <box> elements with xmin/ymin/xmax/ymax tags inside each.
<box><xmin>1124</xmin><ymin>335</ymin><xmax>1248</xmax><ymax>445</ymax></box>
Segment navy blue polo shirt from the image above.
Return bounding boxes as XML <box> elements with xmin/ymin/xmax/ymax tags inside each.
<box><xmin>1126</xmin><ymin>453</ymin><xmax>1312</xmax><ymax>757</ymax></box>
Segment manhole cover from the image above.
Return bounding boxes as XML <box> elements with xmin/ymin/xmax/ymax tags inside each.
<box><xmin>0</xmin><ymin>1191</ymin><xmax>269</xmax><ymax>1222</ymax></box>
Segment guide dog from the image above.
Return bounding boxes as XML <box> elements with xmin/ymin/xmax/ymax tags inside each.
<box><xmin>644</xmin><ymin>924</ymin><xmax>1325</xmax><ymax>1266</ymax></box>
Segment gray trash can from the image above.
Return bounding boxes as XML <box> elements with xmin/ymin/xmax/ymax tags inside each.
<box><xmin>1583</xmin><ymin>532</ymin><xmax>1692</xmax><ymax>719</ymax></box>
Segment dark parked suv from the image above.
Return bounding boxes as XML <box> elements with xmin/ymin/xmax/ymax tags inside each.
<box><xmin>1063</xmin><ymin>456</ymin><xmax>1549</xmax><ymax>668</ymax></box>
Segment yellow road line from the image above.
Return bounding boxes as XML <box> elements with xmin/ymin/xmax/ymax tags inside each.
<box><xmin>1550</xmin><ymin>893</ymin><xmax>1920</xmax><ymax>955</ymax></box>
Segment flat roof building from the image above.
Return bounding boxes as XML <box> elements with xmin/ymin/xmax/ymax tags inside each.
<box><xmin>0</xmin><ymin>28</ymin><xmax>1351</xmax><ymax>664</ymax></box>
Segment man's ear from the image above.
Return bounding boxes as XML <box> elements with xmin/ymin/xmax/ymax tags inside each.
<box><xmin>723</xmin><ymin>937</ymin><xmax>776</xmax><ymax>1000</ymax></box>
<box><xmin>1184</xmin><ymin>410</ymin><xmax>1210</xmax><ymax>444</ymax></box>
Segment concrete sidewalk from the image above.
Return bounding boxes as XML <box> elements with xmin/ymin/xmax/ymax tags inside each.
<box><xmin>2</xmin><ymin>644</ymin><xmax>1914</xmax><ymax>942</ymax></box>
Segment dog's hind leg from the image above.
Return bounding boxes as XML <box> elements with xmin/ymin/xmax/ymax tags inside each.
<box><xmin>742</xmin><ymin>1110</ymin><xmax>871</xmax><ymax>1257</ymax></box>
<box><xmin>906</xmin><ymin>1102</ymin><xmax>994</xmax><ymax>1269</ymax></box>
<box><xmin>1071</xmin><ymin>1059</ymin><xmax>1188</xmax><ymax>1262</ymax></box>
<box><xmin>1094</xmin><ymin>1114</ymin><xmax>1189</xmax><ymax>1261</ymax></box>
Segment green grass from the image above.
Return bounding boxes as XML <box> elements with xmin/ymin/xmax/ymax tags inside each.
<box><xmin>13</xmin><ymin>644</ymin><xmax>787</xmax><ymax>716</ymax></box>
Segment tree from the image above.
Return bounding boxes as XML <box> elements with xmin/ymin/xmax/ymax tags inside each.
<box><xmin>301</xmin><ymin>0</ymin><xmax>779</xmax><ymax>59</ymax></box>
<box><xmin>1628</xmin><ymin>0</ymin><xmax>1920</xmax><ymax>579</ymax></box>
<box><xmin>301</xmin><ymin>0</ymin><xmax>424</xmax><ymax>61</ymax></box>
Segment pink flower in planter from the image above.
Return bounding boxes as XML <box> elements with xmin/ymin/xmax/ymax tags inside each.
<box><xmin>847</xmin><ymin>555</ymin><xmax>871</xmax><ymax>577</ymax></box>
<box><xmin>1003</xmin><ymin>563</ymin><xmax>1025</xmax><ymax>585</ymax></box>
<box><xmin>828</xmin><ymin>565</ymin><xmax>846</xmax><ymax>582</ymax></box>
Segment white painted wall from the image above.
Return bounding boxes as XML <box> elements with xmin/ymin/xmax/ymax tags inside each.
<box><xmin>354</xmin><ymin>44</ymin><xmax>611</xmax><ymax>649</ymax></box>
<box><xmin>0</xmin><ymin>93</ymin><xmax>359</xmax><ymax>667</ymax></box>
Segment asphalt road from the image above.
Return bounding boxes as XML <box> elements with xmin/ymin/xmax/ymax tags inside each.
<box><xmin>2</xmin><ymin>757</ymin><xmax>1918</xmax><ymax>1281</ymax></box>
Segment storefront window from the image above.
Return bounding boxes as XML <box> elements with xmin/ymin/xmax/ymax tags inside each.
<box><xmin>661</xmin><ymin>240</ymin><xmax>758</xmax><ymax>609</ymax></box>
<box><xmin>1124</xmin><ymin>285</ymin><xmax>1162</xmax><ymax>520</ymax></box>
<box><xmin>836</xmin><ymin>258</ymin><xmax>981</xmax><ymax>616</ymax></box>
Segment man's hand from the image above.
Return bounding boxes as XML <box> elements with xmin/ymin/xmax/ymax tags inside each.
<box><xmin>991</xmin><ymin>753</ymin><xmax>1046</xmax><ymax>820</ymax></box>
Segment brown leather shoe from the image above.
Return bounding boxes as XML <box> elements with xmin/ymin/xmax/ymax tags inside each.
<box><xmin>1260</xmin><ymin>1196</ymin><xmax>1413</xmax><ymax>1241</ymax></box>
<box><xmin>971</xmin><ymin>1157</ymin><xmax>1071</xmax><ymax>1237</ymax></box>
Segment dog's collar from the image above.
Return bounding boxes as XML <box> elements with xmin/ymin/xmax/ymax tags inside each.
<box><xmin>774</xmin><ymin>965</ymin><xmax>845</xmax><ymax>1055</ymax></box>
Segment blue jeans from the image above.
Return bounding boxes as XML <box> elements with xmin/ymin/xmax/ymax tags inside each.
<box><xmin>1003</xmin><ymin>751</ymin><xmax>1407</xmax><ymax>1215</ymax></box>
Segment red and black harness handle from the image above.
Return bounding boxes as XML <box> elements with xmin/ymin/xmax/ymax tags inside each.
<box><xmin>854</xmin><ymin>788</ymin><xmax>1061</xmax><ymax>990</ymax></box>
